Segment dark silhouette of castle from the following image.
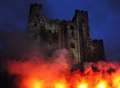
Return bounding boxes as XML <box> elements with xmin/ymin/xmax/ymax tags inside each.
<box><xmin>27</xmin><ymin>3</ymin><xmax>105</xmax><ymax>65</ymax></box>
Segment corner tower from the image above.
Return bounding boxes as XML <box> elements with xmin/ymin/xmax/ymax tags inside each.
<box><xmin>72</xmin><ymin>10</ymin><xmax>91</xmax><ymax>63</ymax></box>
<box><xmin>28</xmin><ymin>3</ymin><xmax>47</xmax><ymax>39</ymax></box>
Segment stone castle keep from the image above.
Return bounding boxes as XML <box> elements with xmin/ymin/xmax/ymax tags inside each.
<box><xmin>27</xmin><ymin>3</ymin><xmax>105</xmax><ymax>65</ymax></box>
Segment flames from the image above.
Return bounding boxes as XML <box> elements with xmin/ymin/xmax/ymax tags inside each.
<box><xmin>69</xmin><ymin>62</ymin><xmax>120</xmax><ymax>88</ymax></box>
<box><xmin>5</xmin><ymin>56</ymin><xmax>120</xmax><ymax>88</ymax></box>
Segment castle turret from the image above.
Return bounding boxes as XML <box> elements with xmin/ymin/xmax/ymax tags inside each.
<box><xmin>29</xmin><ymin>3</ymin><xmax>43</xmax><ymax>20</ymax></box>
<box><xmin>90</xmin><ymin>40</ymin><xmax>106</xmax><ymax>61</ymax></box>
<box><xmin>28</xmin><ymin>3</ymin><xmax>47</xmax><ymax>39</ymax></box>
<box><xmin>72</xmin><ymin>10</ymin><xmax>91</xmax><ymax>62</ymax></box>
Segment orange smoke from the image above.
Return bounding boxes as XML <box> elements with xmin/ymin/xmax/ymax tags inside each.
<box><xmin>6</xmin><ymin>57</ymin><xmax>120</xmax><ymax>88</ymax></box>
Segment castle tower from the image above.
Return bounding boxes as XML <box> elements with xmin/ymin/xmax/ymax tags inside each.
<box><xmin>90</xmin><ymin>40</ymin><xmax>106</xmax><ymax>61</ymax></box>
<box><xmin>27</xmin><ymin>3</ymin><xmax>62</xmax><ymax>57</ymax></box>
<box><xmin>28</xmin><ymin>3</ymin><xmax>47</xmax><ymax>40</ymax></box>
<box><xmin>72</xmin><ymin>10</ymin><xmax>91</xmax><ymax>63</ymax></box>
<box><xmin>65</xmin><ymin>22</ymin><xmax>81</xmax><ymax>65</ymax></box>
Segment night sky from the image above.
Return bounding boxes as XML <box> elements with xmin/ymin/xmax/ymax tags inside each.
<box><xmin>0</xmin><ymin>0</ymin><xmax>120</xmax><ymax>61</ymax></box>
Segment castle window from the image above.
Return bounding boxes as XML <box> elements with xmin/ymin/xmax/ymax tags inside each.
<box><xmin>34</xmin><ymin>23</ymin><xmax>37</xmax><ymax>26</ymax></box>
<box><xmin>36</xmin><ymin>14</ymin><xmax>39</xmax><ymax>18</ymax></box>
<box><xmin>69</xmin><ymin>25</ymin><xmax>75</xmax><ymax>36</ymax></box>
<box><xmin>70</xmin><ymin>43</ymin><xmax>75</xmax><ymax>48</ymax></box>
<box><xmin>70</xmin><ymin>25</ymin><xmax>74</xmax><ymax>29</ymax></box>
<box><xmin>69</xmin><ymin>30</ymin><xmax>74</xmax><ymax>37</ymax></box>
<box><xmin>71</xmin><ymin>31</ymin><xmax>74</xmax><ymax>36</ymax></box>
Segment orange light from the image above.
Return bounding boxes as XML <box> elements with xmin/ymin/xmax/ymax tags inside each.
<box><xmin>113</xmin><ymin>76</ymin><xmax>120</xmax><ymax>88</ymax></box>
<box><xmin>26</xmin><ymin>79</ymin><xmax>43</xmax><ymax>88</ymax></box>
<box><xmin>95</xmin><ymin>80</ymin><xmax>108</xmax><ymax>88</ymax></box>
<box><xmin>54</xmin><ymin>82</ymin><xmax>66</xmax><ymax>88</ymax></box>
<box><xmin>33</xmin><ymin>80</ymin><xmax>42</xmax><ymax>88</ymax></box>
<box><xmin>7</xmin><ymin>59</ymin><xmax>120</xmax><ymax>88</ymax></box>
<box><xmin>77</xmin><ymin>82</ymin><xmax>88</xmax><ymax>88</ymax></box>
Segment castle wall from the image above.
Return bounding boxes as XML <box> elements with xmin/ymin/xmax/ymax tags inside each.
<box><xmin>27</xmin><ymin>3</ymin><xmax>106</xmax><ymax>64</ymax></box>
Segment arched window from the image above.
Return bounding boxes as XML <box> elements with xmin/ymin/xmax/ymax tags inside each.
<box><xmin>70</xmin><ymin>42</ymin><xmax>75</xmax><ymax>48</ymax></box>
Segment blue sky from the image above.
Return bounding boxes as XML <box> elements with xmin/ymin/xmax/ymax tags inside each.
<box><xmin>0</xmin><ymin>0</ymin><xmax>120</xmax><ymax>60</ymax></box>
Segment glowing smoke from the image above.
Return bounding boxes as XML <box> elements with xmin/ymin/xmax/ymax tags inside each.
<box><xmin>5</xmin><ymin>53</ymin><xmax>120</xmax><ymax>88</ymax></box>
<box><xmin>5</xmin><ymin>49</ymin><xmax>70</xmax><ymax>88</ymax></box>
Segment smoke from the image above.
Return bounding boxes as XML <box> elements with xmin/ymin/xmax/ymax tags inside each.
<box><xmin>5</xmin><ymin>49</ymin><xmax>70</xmax><ymax>88</ymax></box>
<box><xmin>0</xmin><ymin>31</ymin><xmax>66</xmax><ymax>60</ymax></box>
<box><xmin>0</xmin><ymin>31</ymin><xmax>71</xmax><ymax>88</ymax></box>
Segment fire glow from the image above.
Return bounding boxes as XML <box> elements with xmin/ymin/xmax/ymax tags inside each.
<box><xmin>6</xmin><ymin>57</ymin><xmax>120</xmax><ymax>88</ymax></box>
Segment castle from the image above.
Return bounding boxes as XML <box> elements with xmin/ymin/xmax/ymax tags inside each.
<box><xmin>27</xmin><ymin>3</ymin><xmax>105</xmax><ymax>65</ymax></box>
